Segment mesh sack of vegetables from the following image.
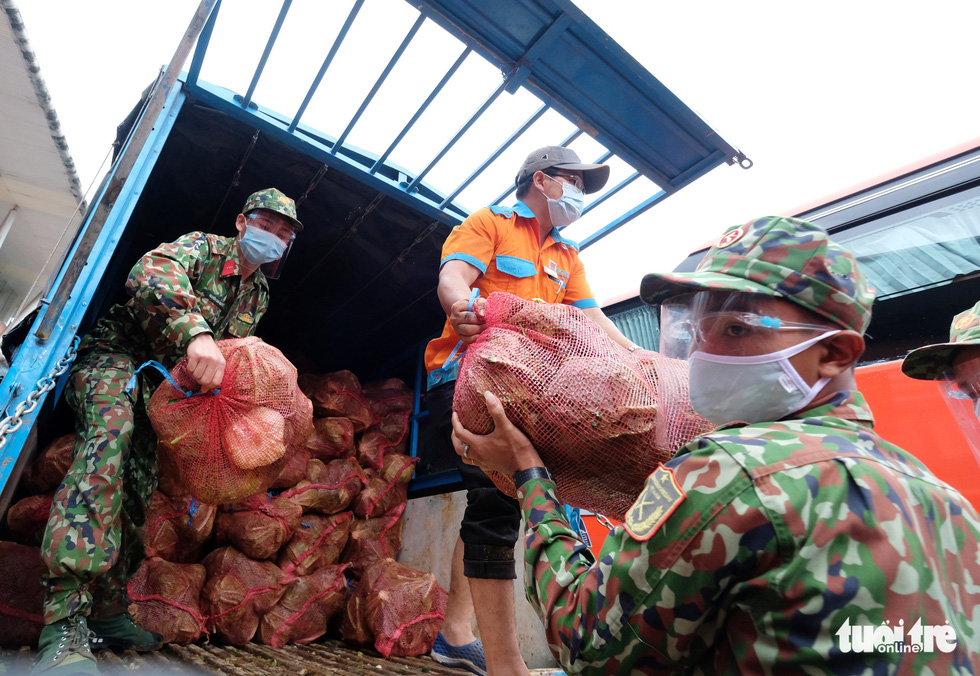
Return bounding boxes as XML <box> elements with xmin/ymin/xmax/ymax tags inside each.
<box><xmin>359</xmin><ymin>558</ymin><xmax>447</xmax><ymax>658</ymax></box>
<box><xmin>214</xmin><ymin>493</ymin><xmax>304</xmax><ymax>561</ymax></box>
<box><xmin>147</xmin><ymin>336</ymin><xmax>298</xmax><ymax>504</ymax></box>
<box><xmin>362</xmin><ymin>378</ymin><xmax>413</xmax><ymax>416</ymax></box>
<box><xmin>281</xmin><ymin>457</ymin><xmax>366</xmax><ymax>514</ymax></box>
<box><xmin>201</xmin><ymin>546</ymin><xmax>287</xmax><ymax>646</ymax></box>
<box><xmin>454</xmin><ymin>292</ymin><xmax>713</xmax><ymax>521</ymax></box>
<box><xmin>305</xmin><ymin>417</ymin><xmax>355</xmax><ymax>461</ymax></box>
<box><xmin>352</xmin><ymin>455</ymin><xmax>417</xmax><ymax>518</ymax></box>
<box><xmin>278</xmin><ymin>511</ymin><xmax>352</xmax><ymax>577</ymax></box>
<box><xmin>21</xmin><ymin>434</ymin><xmax>74</xmax><ymax>493</ymax></box>
<box><xmin>258</xmin><ymin>563</ymin><xmax>350</xmax><ymax>648</ymax></box>
<box><xmin>5</xmin><ymin>493</ymin><xmax>53</xmax><ymax>546</ymax></box>
<box><xmin>143</xmin><ymin>491</ymin><xmax>216</xmax><ymax>563</ymax></box>
<box><xmin>0</xmin><ymin>541</ymin><xmax>45</xmax><ymax>647</ymax></box>
<box><xmin>271</xmin><ymin>445</ymin><xmax>311</xmax><ymax>490</ymax></box>
<box><xmin>285</xmin><ymin>385</ymin><xmax>315</xmax><ymax>450</ymax></box>
<box><xmin>302</xmin><ymin>370</ymin><xmax>378</xmax><ymax>432</ymax></box>
<box><xmin>128</xmin><ymin>556</ymin><xmax>208</xmax><ymax>645</ymax></box>
<box><xmin>355</xmin><ymin>411</ymin><xmax>410</xmax><ymax>469</ymax></box>
<box><xmin>340</xmin><ymin>503</ymin><xmax>405</xmax><ymax>578</ymax></box>
<box><xmin>339</xmin><ymin>582</ymin><xmax>372</xmax><ymax>647</ymax></box>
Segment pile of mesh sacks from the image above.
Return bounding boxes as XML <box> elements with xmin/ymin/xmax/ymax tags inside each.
<box><xmin>1</xmin><ymin>337</ymin><xmax>446</xmax><ymax>658</ymax></box>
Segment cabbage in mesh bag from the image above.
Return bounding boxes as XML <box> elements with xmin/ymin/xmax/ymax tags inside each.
<box><xmin>147</xmin><ymin>337</ymin><xmax>298</xmax><ymax>504</ymax></box>
<box><xmin>454</xmin><ymin>292</ymin><xmax>713</xmax><ymax>521</ymax></box>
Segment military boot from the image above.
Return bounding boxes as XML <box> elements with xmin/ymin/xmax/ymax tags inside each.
<box><xmin>30</xmin><ymin>616</ymin><xmax>100</xmax><ymax>676</ymax></box>
<box><xmin>87</xmin><ymin>612</ymin><xmax>163</xmax><ymax>651</ymax></box>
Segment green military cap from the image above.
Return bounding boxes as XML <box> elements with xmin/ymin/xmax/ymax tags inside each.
<box><xmin>901</xmin><ymin>300</ymin><xmax>980</xmax><ymax>380</ymax></box>
<box><xmin>639</xmin><ymin>215</ymin><xmax>876</xmax><ymax>334</ymax></box>
<box><xmin>243</xmin><ymin>188</ymin><xmax>303</xmax><ymax>231</ymax></box>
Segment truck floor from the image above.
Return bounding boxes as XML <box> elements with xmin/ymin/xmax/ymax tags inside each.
<box><xmin>0</xmin><ymin>640</ymin><xmax>565</xmax><ymax>675</ymax></box>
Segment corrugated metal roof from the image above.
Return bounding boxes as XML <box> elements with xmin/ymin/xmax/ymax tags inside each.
<box><xmin>0</xmin><ymin>0</ymin><xmax>85</xmax><ymax>325</ymax></box>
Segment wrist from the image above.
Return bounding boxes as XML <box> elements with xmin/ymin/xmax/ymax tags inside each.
<box><xmin>513</xmin><ymin>466</ymin><xmax>553</xmax><ymax>488</ymax></box>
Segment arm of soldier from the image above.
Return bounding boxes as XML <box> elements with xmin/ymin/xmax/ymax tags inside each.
<box><xmin>126</xmin><ymin>232</ymin><xmax>214</xmax><ymax>349</ymax></box>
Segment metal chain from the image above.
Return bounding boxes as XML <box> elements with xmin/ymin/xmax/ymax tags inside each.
<box><xmin>595</xmin><ymin>513</ymin><xmax>618</xmax><ymax>532</ymax></box>
<box><xmin>0</xmin><ymin>336</ymin><xmax>79</xmax><ymax>450</ymax></box>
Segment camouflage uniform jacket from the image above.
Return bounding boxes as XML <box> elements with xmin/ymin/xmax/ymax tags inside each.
<box><xmin>79</xmin><ymin>232</ymin><xmax>268</xmax><ymax>367</ymax></box>
<box><xmin>519</xmin><ymin>390</ymin><xmax>980</xmax><ymax>674</ymax></box>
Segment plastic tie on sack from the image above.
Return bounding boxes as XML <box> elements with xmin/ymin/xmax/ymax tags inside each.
<box><xmin>187</xmin><ymin>499</ymin><xmax>200</xmax><ymax>527</ymax></box>
<box><xmin>125</xmin><ymin>360</ymin><xmax>220</xmax><ymax>398</ymax></box>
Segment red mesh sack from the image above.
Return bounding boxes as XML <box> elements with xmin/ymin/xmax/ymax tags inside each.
<box><xmin>258</xmin><ymin>563</ymin><xmax>350</xmax><ymax>648</ymax></box>
<box><xmin>282</xmin><ymin>457</ymin><xmax>366</xmax><ymax>514</ymax></box>
<box><xmin>0</xmin><ymin>541</ymin><xmax>44</xmax><ymax>647</ymax></box>
<box><xmin>352</xmin><ymin>455</ymin><xmax>417</xmax><ymax>518</ymax></box>
<box><xmin>305</xmin><ymin>417</ymin><xmax>355</xmax><ymax>461</ymax></box>
<box><xmin>156</xmin><ymin>441</ymin><xmax>189</xmax><ymax>498</ymax></box>
<box><xmin>271</xmin><ymin>445</ymin><xmax>311</xmax><ymax>490</ymax></box>
<box><xmin>454</xmin><ymin>292</ymin><xmax>713</xmax><ymax>520</ymax></box>
<box><xmin>128</xmin><ymin>557</ymin><xmax>208</xmax><ymax>645</ymax></box>
<box><xmin>285</xmin><ymin>386</ymin><xmax>315</xmax><ymax>450</ymax></box>
<box><xmin>278</xmin><ymin>511</ymin><xmax>352</xmax><ymax>577</ymax></box>
<box><xmin>341</xmin><ymin>503</ymin><xmax>405</xmax><ymax>578</ymax></box>
<box><xmin>214</xmin><ymin>494</ymin><xmax>303</xmax><ymax>561</ymax></box>
<box><xmin>362</xmin><ymin>378</ymin><xmax>413</xmax><ymax>416</ymax></box>
<box><xmin>305</xmin><ymin>371</ymin><xmax>378</xmax><ymax>432</ymax></box>
<box><xmin>5</xmin><ymin>493</ymin><xmax>53</xmax><ymax>546</ymax></box>
<box><xmin>22</xmin><ymin>434</ymin><xmax>74</xmax><ymax>493</ymax></box>
<box><xmin>340</xmin><ymin>585</ymin><xmax>372</xmax><ymax>647</ymax></box>
<box><xmin>143</xmin><ymin>492</ymin><xmax>216</xmax><ymax>563</ymax></box>
<box><xmin>360</xmin><ymin>559</ymin><xmax>447</xmax><ymax>658</ymax></box>
<box><xmin>147</xmin><ymin>337</ymin><xmax>298</xmax><ymax>504</ymax></box>
<box><xmin>201</xmin><ymin>546</ymin><xmax>287</xmax><ymax>646</ymax></box>
<box><xmin>355</xmin><ymin>411</ymin><xmax>410</xmax><ymax>469</ymax></box>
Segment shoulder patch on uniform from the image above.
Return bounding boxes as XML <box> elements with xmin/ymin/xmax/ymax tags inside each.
<box><xmin>624</xmin><ymin>464</ymin><xmax>686</xmax><ymax>541</ymax></box>
<box><xmin>221</xmin><ymin>260</ymin><xmax>236</xmax><ymax>276</ymax></box>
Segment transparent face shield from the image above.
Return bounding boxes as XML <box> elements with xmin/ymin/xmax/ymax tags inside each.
<box><xmin>659</xmin><ymin>291</ymin><xmax>835</xmax><ymax>359</ymax></box>
<box><xmin>939</xmin><ymin>355</ymin><xmax>980</xmax><ymax>469</ymax></box>
<box><xmin>244</xmin><ymin>212</ymin><xmax>297</xmax><ymax>280</ymax></box>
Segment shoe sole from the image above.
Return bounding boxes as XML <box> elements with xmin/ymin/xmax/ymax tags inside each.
<box><xmin>430</xmin><ymin>651</ymin><xmax>488</xmax><ymax>676</ymax></box>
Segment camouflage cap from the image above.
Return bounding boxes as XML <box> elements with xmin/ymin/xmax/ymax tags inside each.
<box><xmin>639</xmin><ymin>215</ymin><xmax>876</xmax><ymax>333</ymax></box>
<box><xmin>901</xmin><ymin>300</ymin><xmax>980</xmax><ymax>380</ymax></box>
<box><xmin>242</xmin><ymin>188</ymin><xmax>303</xmax><ymax>231</ymax></box>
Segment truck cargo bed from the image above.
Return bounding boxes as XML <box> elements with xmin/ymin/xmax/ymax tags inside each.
<box><xmin>2</xmin><ymin>639</ymin><xmax>564</xmax><ymax>675</ymax></box>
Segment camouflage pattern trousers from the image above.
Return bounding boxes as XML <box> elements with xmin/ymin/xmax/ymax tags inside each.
<box><xmin>41</xmin><ymin>350</ymin><xmax>157</xmax><ymax>623</ymax></box>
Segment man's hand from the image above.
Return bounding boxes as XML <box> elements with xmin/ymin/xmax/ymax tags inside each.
<box><xmin>452</xmin><ymin>391</ymin><xmax>543</xmax><ymax>476</ymax></box>
<box><xmin>449</xmin><ymin>296</ymin><xmax>487</xmax><ymax>345</ymax></box>
<box><xmin>186</xmin><ymin>334</ymin><xmax>225</xmax><ymax>392</ymax></box>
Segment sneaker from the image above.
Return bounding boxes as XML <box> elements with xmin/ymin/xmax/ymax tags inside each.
<box><xmin>431</xmin><ymin>632</ymin><xmax>487</xmax><ymax>676</ymax></box>
<box><xmin>87</xmin><ymin>612</ymin><xmax>163</xmax><ymax>652</ymax></box>
<box><xmin>30</xmin><ymin>617</ymin><xmax>101</xmax><ymax>675</ymax></box>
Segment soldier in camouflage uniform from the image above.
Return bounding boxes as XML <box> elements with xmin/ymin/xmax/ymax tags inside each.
<box><xmin>903</xmin><ymin>299</ymin><xmax>980</xmax><ymax>468</ymax></box>
<box><xmin>451</xmin><ymin>215</ymin><xmax>980</xmax><ymax>674</ymax></box>
<box><xmin>32</xmin><ymin>188</ymin><xmax>303</xmax><ymax>676</ymax></box>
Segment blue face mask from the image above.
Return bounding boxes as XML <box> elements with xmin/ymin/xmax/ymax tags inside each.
<box><xmin>239</xmin><ymin>225</ymin><xmax>287</xmax><ymax>265</ymax></box>
<box><xmin>544</xmin><ymin>177</ymin><xmax>585</xmax><ymax>228</ymax></box>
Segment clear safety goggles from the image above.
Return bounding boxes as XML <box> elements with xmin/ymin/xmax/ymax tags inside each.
<box><xmin>659</xmin><ymin>291</ymin><xmax>835</xmax><ymax>359</ymax></box>
<box><xmin>939</xmin><ymin>356</ymin><xmax>980</xmax><ymax>469</ymax></box>
<box><xmin>247</xmin><ymin>212</ymin><xmax>297</xmax><ymax>280</ymax></box>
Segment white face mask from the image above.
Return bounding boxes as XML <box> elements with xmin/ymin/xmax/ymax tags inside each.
<box><xmin>689</xmin><ymin>330</ymin><xmax>840</xmax><ymax>425</ymax></box>
<box><xmin>544</xmin><ymin>179</ymin><xmax>584</xmax><ymax>227</ymax></box>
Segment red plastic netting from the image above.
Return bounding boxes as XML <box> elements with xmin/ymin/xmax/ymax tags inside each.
<box><xmin>22</xmin><ymin>434</ymin><xmax>73</xmax><ymax>493</ymax></box>
<box><xmin>201</xmin><ymin>546</ymin><xmax>287</xmax><ymax>646</ymax></box>
<box><xmin>0</xmin><ymin>541</ymin><xmax>45</xmax><ymax>648</ymax></box>
<box><xmin>128</xmin><ymin>557</ymin><xmax>209</xmax><ymax>645</ymax></box>
<box><xmin>358</xmin><ymin>558</ymin><xmax>447</xmax><ymax>658</ymax></box>
<box><xmin>258</xmin><ymin>564</ymin><xmax>350</xmax><ymax>648</ymax></box>
<box><xmin>281</xmin><ymin>457</ymin><xmax>366</xmax><ymax>515</ymax></box>
<box><xmin>143</xmin><ymin>492</ymin><xmax>216</xmax><ymax>563</ymax></box>
<box><xmin>278</xmin><ymin>511</ymin><xmax>352</xmax><ymax>577</ymax></box>
<box><xmin>5</xmin><ymin>493</ymin><xmax>53</xmax><ymax>546</ymax></box>
<box><xmin>352</xmin><ymin>454</ymin><xmax>417</xmax><ymax>518</ymax></box>
<box><xmin>214</xmin><ymin>494</ymin><xmax>304</xmax><ymax>561</ymax></box>
<box><xmin>148</xmin><ymin>337</ymin><xmax>298</xmax><ymax>504</ymax></box>
<box><xmin>306</xmin><ymin>417</ymin><xmax>355</xmax><ymax>461</ymax></box>
<box><xmin>301</xmin><ymin>370</ymin><xmax>378</xmax><ymax>433</ymax></box>
<box><xmin>340</xmin><ymin>503</ymin><xmax>405</xmax><ymax>578</ymax></box>
<box><xmin>454</xmin><ymin>292</ymin><xmax>714</xmax><ymax>521</ymax></box>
